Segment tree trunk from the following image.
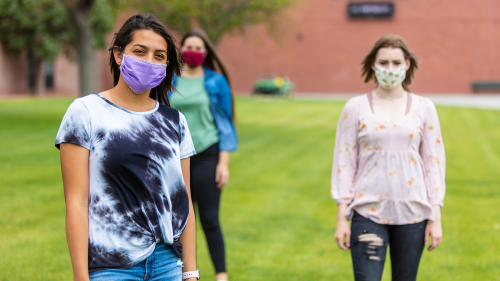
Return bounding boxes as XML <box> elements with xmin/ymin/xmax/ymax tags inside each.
<box><xmin>33</xmin><ymin>59</ymin><xmax>46</xmax><ymax>96</ymax></box>
<box><xmin>66</xmin><ymin>0</ymin><xmax>95</xmax><ymax>97</ymax></box>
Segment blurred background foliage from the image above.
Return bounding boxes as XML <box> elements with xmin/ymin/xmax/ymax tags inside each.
<box><xmin>0</xmin><ymin>0</ymin><xmax>293</xmax><ymax>96</ymax></box>
<box><xmin>129</xmin><ymin>0</ymin><xmax>293</xmax><ymax>43</ymax></box>
<box><xmin>0</xmin><ymin>0</ymin><xmax>121</xmax><ymax>94</ymax></box>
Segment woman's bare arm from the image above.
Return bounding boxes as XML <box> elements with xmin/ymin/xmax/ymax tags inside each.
<box><xmin>60</xmin><ymin>143</ymin><xmax>90</xmax><ymax>281</ymax></box>
<box><xmin>179</xmin><ymin>158</ymin><xmax>197</xmax><ymax>280</ymax></box>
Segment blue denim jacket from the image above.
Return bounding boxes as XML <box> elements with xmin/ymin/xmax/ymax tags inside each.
<box><xmin>169</xmin><ymin>68</ymin><xmax>238</xmax><ymax>152</ymax></box>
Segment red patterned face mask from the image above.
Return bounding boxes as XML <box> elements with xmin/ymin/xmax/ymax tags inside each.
<box><xmin>182</xmin><ymin>51</ymin><xmax>206</xmax><ymax>67</ymax></box>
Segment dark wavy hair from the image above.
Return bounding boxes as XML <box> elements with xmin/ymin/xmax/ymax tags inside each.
<box><xmin>181</xmin><ymin>29</ymin><xmax>235</xmax><ymax>120</ymax></box>
<box><xmin>108</xmin><ymin>14</ymin><xmax>181</xmax><ymax>106</ymax></box>
<box><xmin>361</xmin><ymin>34</ymin><xmax>419</xmax><ymax>92</ymax></box>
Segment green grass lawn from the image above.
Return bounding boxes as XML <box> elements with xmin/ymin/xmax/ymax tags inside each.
<box><xmin>0</xmin><ymin>96</ymin><xmax>499</xmax><ymax>280</ymax></box>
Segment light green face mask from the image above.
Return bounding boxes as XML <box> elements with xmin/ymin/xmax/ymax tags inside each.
<box><xmin>374</xmin><ymin>63</ymin><xmax>406</xmax><ymax>90</ymax></box>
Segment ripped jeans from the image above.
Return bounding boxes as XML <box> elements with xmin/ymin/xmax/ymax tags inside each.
<box><xmin>350</xmin><ymin>212</ymin><xmax>427</xmax><ymax>281</ymax></box>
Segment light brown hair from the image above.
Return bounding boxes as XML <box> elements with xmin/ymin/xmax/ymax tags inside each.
<box><xmin>361</xmin><ymin>34</ymin><xmax>419</xmax><ymax>91</ymax></box>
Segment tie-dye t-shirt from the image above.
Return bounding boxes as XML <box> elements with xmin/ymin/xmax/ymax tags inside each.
<box><xmin>55</xmin><ymin>93</ymin><xmax>196</xmax><ymax>272</ymax></box>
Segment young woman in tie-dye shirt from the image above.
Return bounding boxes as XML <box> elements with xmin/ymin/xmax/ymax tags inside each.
<box><xmin>331</xmin><ymin>34</ymin><xmax>445</xmax><ymax>281</ymax></box>
<box><xmin>56</xmin><ymin>15</ymin><xmax>199</xmax><ymax>281</ymax></box>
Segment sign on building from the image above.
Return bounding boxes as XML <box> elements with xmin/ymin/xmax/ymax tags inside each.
<box><xmin>348</xmin><ymin>2</ymin><xmax>394</xmax><ymax>18</ymax></box>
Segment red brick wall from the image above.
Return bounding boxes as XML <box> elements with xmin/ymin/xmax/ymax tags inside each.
<box><xmin>217</xmin><ymin>0</ymin><xmax>500</xmax><ymax>94</ymax></box>
<box><xmin>0</xmin><ymin>43</ymin><xmax>29</xmax><ymax>94</ymax></box>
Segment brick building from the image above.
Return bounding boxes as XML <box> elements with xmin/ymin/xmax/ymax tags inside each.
<box><xmin>1</xmin><ymin>0</ymin><xmax>499</xmax><ymax>96</ymax></box>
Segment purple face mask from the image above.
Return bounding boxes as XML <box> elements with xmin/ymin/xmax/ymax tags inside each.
<box><xmin>119</xmin><ymin>54</ymin><xmax>167</xmax><ymax>94</ymax></box>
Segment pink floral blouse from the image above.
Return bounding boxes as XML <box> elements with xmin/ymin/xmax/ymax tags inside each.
<box><xmin>331</xmin><ymin>93</ymin><xmax>445</xmax><ymax>225</ymax></box>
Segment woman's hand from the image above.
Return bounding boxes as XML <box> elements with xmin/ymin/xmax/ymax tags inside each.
<box><xmin>334</xmin><ymin>204</ymin><xmax>351</xmax><ymax>250</ymax></box>
<box><xmin>425</xmin><ymin>205</ymin><xmax>443</xmax><ymax>251</ymax></box>
<box><xmin>216</xmin><ymin>151</ymin><xmax>230</xmax><ymax>189</ymax></box>
<box><xmin>215</xmin><ymin>163</ymin><xmax>229</xmax><ymax>189</ymax></box>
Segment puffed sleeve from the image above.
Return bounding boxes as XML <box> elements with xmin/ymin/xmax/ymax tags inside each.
<box><xmin>419</xmin><ymin>99</ymin><xmax>446</xmax><ymax>207</ymax></box>
<box><xmin>55</xmin><ymin>100</ymin><xmax>92</xmax><ymax>150</ymax></box>
<box><xmin>178</xmin><ymin>112</ymin><xmax>196</xmax><ymax>159</ymax></box>
<box><xmin>331</xmin><ymin>99</ymin><xmax>359</xmax><ymax>205</ymax></box>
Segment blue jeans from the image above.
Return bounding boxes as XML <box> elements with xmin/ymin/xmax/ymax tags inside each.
<box><xmin>89</xmin><ymin>244</ymin><xmax>182</xmax><ymax>281</ymax></box>
<box><xmin>350</xmin><ymin>212</ymin><xmax>427</xmax><ymax>281</ymax></box>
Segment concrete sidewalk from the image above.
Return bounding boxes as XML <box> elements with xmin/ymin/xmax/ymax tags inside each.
<box><xmin>294</xmin><ymin>93</ymin><xmax>500</xmax><ymax>110</ymax></box>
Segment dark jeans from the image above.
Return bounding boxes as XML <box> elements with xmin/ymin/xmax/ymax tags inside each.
<box><xmin>190</xmin><ymin>143</ymin><xmax>226</xmax><ymax>273</ymax></box>
<box><xmin>350</xmin><ymin>212</ymin><xmax>426</xmax><ymax>281</ymax></box>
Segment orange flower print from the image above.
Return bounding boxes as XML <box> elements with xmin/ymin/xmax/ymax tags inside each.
<box><xmin>381</xmin><ymin>220</ymin><xmax>387</xmax><ymax>224</ymax></box>
<box><xmin>420</xmin><ymin>127</ymin><xmax>423</xmax><ymax>132</ymax></box>
<box><xmin>375</xmin><ymin>147</ymin><xmax>382</xmax><ymax>151</ymax></box>
<box><xmin>364</xmin><ymin>144</ymin><xmax>370</xmax><ymax>151</ymax></box>
<box><xmin>366</xmin><ymin>169</ymin><xmax>371</xmax><ymax>174</ymax></box>
<box><xmin>393</xmin><ymin>124</ymin><xmax>397</xmax><ymax>128</ymax></box>
<box><xmin>360</xmin><ymin>123</ymin><xmax>367</xmax><ymax>130</ymax></box>
<box><xmin>387</xmin><ymin>218</ymin><xmax>391</xmax><ymax>223</ymax></box>
<box><xmin>389</xmin><ymin>170</ymin><xmax>398</xmax><ymax>177</ymax></box>
<box><xmin>379</xmin><ymin>125</ymin><xmax>386</xmax><ymax>129</ymax></box>
<box><xmin>378</xmin><ymin>195</ymin><xmax>383</xmax><ymax>200</ymax></box>
<box><xmin>358</xmin><ymin>193</ymin><xmax>364</xmax><ymax>198</ymax></box>
<box><xmin>409</xmin><ymin>158</ymin><xmax>418</xmax><ymax>165</ymax></box>
<box><xmin>407</xmin><ymin>178</ymin><xmax>415</xmax><ymax>186</ymax></box>
<box><xmin>338</xmin><ymin>169</ymin><xmax>342</xmax><ymax>174</ymax></box>
<box><xmin>432</xmin><ymin>157</ymin><xmax>440</xmax><ymax>163</ymax></box>
<box><xmin>419</xmin><ymin>98</ymin><xmax>425</xmax><ymax>102</ymax></box>
<box><xmin>408</xmin><ymin>134</ymin><xmax>414</xmax><ymax>139</ymax></box>
<box><xmin>343</xmin><ymin>113</ymin><xmax>348</xmax><ymax>120</ymax></box>
<box><xmin>436</xmin><ymin>139</ymin><xmax>441</xmax><ymax>144</ymax></box>
<box><xmin>429</xmin><ymin>125</ymin><xmax>434</xmax><ymax>130</ymax></box>
<box><xmin>367</xmin><ymin>207</ymin><xmax>377</xmax><ymax>212</ymax></box>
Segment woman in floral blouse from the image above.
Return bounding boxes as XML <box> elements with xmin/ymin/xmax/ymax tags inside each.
<box><xmin>332</xmin><ymin>34</ymin><xmax>445</xmax><ymax>281</ymax></box>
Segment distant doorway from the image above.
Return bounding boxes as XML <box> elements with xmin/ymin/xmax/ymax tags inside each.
<box><xmin>28</xmin><ymin>53</ymin><xmax>54</xmax><ymax>93</ymax></box>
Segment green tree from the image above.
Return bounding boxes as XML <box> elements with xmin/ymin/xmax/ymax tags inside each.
<box><xmin>131</xmin><ymin>0</ymin><xmax>294</xmax><ymax>44</ymax></box>
<box><xmin>0</xmin><ymin>0</ymin><xmax>119</xmax><ymax>96</ymax></box>
<box><xmin>0</xmin><ymin>0</ymin><xmax>70</xmax><ymax>94</ymax></box>
<box><xmin>62</xmin><ymin>0</ymin><xmax>120</xmax><ymax>96</ymax></box>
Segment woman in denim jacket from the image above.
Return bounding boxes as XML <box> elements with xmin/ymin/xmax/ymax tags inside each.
<box><xmin>169</xmin><ymin>28</ymin><xmax>237</xmax><ymax>281</ymax></box>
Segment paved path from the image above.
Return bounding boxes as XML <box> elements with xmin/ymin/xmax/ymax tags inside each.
<box><xmin>294</xmin><ymin>94</ymin><xmax>500</xmax><ymax>110</ymax></box>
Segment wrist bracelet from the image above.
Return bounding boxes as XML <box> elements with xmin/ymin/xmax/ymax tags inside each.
<box><xmin>182</xmin><ymin>270</ymin><xmax>200</xmax><ymax>280</ymax></box>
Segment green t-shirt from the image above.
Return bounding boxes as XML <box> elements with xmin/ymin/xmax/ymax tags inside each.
<box><xmin>170</xmin><ymin>76</ymin><xmax>219</xmax><ymax>153</ymax></box>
